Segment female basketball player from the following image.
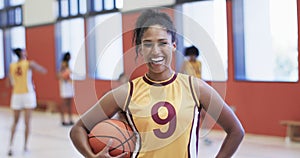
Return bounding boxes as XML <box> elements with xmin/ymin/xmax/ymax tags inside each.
<box><xmin>8</xmin><ymin>48</ymin><xmax>47</xmax><ymax>156</ymax></box>
<box><xmin>70</xmin><ymin>9</ymin><xmax>244</xmax><ymax>158</ymax></box>
<box><xmin>58</xmin><ymin>52</ymin><xmax>74</xmax><ymax>126</ymax></box>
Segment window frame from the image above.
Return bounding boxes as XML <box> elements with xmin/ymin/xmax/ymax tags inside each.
<box><xmin>86</xmin><ymin>0</ymin><xmax>124</xmax><ymax>80</ymax></box>
<box><xmin>0</xmin><ymin>0</ymin><xmax>25</xmax><ymax>79</ymax></box>
<box><xmin>176</xmin><ymin>0</ymin><xmax>229</xmax><ymax>81</ymax></box>
<box><xmin>232</xmin><ymin>0</ymin><xmax>298</xmax><ymax>82</ymax></box>
<box><xmin>86</xmin><ymin>11</ymin><xmax>124</xmax><ymax>80</ymax></box>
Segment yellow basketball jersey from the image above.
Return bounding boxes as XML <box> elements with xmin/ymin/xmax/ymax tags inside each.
<box><xmin>125</xmin><ymin>73</ymin><xmax>201</xmax><ymax>158</ymax></box>
<box><xmin>182</xmin><ymin>60</ymin><xmax>202</xmax><ymax>79</ymax></box>
<box><xmin>10</xmin><ymin>60</ymin><xmax>34</xmax><ymax>94</ymax></box>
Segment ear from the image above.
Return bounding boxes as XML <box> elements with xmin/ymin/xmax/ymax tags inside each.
<box><xmin>172</xmin><ymin>42</ymin><xmax>177</xmax><ymax>52</ymax></box>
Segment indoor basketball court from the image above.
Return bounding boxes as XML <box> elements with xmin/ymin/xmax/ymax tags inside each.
<box><xmin>0</xmin><ymin>0</ymin><xmax>300</xmax><ymax>158</ymax></box>
<box><xmin>1</xmin><ymin>107</ymin><xmax>300</xmax><ymax>157</ymax></box>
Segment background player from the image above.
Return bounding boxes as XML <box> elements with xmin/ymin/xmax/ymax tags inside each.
<box><xmin>58</xmin><ymin>52</ymin><xmax>74</xmax><ymax>126</ymax></box>
<box><xmin>8</xmin><ymin>48</ymin><xmax>47</xmax><ymax>156</ymax></box>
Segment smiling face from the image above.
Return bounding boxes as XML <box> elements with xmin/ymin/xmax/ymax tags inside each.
<box><xmin>139</xmin><ymin>25</ymin><xmax>176</xmax><ymax>80</ymax></box>
<box><xmin>19</xmin><ymin>49</ymin><xmax>27</xmax><ymax>60</ymax></box>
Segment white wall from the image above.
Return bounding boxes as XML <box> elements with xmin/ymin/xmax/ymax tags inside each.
<box><xmin>23</xmin><ymin>0</ymin><xmax>56</xmax><ymax>26</ymax></box>
<box><xmin>121</xmin><ymin>0</ymin><xmax>175</xmax><ymax>12</ymax></box>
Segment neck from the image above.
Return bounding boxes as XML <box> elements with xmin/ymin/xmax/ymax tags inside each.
<box><xmin>146</xmin><ymin>68</ymin><xmax>174</xmax><ymax>81</ymax></box>
<box><xmin>18</xmin><ymin>58</ymin><xmax>26</xmax><ymax>61</ymax></box>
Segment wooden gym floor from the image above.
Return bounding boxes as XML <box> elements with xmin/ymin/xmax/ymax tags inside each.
<box><xmin>0</xmin><ymin>107</ymin><xmax>300</xmax><ymax>158</ymax></box>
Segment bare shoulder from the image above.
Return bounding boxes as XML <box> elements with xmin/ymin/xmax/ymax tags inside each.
<box><xmin>191</xmin><ymin>77</ymin><xmax>210</xmax><ymax>96</ymax></box>
<box><xmin>109</xmin><ymin>82</ymin><xmax>130</xmax><ymax>110</ymax></box>
<box><xmin>191</xmin><ymin>77</ymin><xmax>223</xmax><ymax>110</ymax></box>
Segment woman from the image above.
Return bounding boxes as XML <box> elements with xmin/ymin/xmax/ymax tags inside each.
<box><xmin>70</xmin><ymin>9</ymin><xmax>244</xmax><ymax>158</ymax></box>
<box><xmin>181</xmin><ymin>45</ymin><xmax>202</xmax><ymax>79</ymax></box>
<box><xmin>58</xmin><ymin>52</ymin><xmax>74</xmax><ymax>126</ymax></box>
<box><xmin>8</xmin><ymin>48</ymin><xmax>47</xmax><ymax>156</ymax></box>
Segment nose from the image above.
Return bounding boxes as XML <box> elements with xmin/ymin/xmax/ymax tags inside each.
<box><xmin>151</xmin><ymin>43</ymin><xmax>160</xmax><ymax>55</ymax></box>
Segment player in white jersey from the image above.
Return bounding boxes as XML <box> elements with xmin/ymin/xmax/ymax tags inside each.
<box><xmin>8</xmin><ymin>48</ymin><xmax>47</xmax><ymax>156</ymax></box>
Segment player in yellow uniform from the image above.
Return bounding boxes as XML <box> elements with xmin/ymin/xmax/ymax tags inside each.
<box><xmin>70</xmin><ymin>9</ymin><xmax>244</xmax><ymax>158</ymax></box>
<box><xmin>181</xmin><ymin>46</ymin><xmax>202</xmax><ymax>79</ymax></box>
<box><xmin>127</xmin><ymin>73</ymin><xmax>201</xmax><ymax>157</ymax></box>
<box><xmin>8</xmin><ymin>48</ymin><xmax>47</xmax><ymax>156</ymax></box>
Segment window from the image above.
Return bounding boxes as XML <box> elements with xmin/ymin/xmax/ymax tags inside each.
<box><xmin>233</xmin><ymin>0</ymin><xmax>298</xmax><ymax>82</ymax></box>
<box><xmin>57</xmin><ymin>0</ymin><xmax>87</xmax><ymax>18</ymax></box>
<box><xmin>56</xmin><ymin>0</ymin><xmax>87</xmax><ymax>79</ymax></box>
<box><xmin>10</xmin><ymin>26</ymin><xmax>26</xmax><ymax>62</ymax></box>
<box><xmin>9</xmin><ymin>0</ymin><xmax>24</xmax><ymax>6</ymax></box>
<box><xmin>90</xmin><ymin>0</ymin><xmax>123</xmax><ymax>12</ymax></box>
<box><xmin>0</xmin><ymin>1</ymin><xmax>4</xmax><ymax>9</ymax></box>
<box><xmin>87</xmin><ymin>12</ymin><xmax>124</xmax><ymax>80</ymax></box>
<box><xmin>1</xmin><ymin>0</ymin><xmax>25</xmax><ymax>78</ymax></box>
<box><xmin>181</xmin><ymin>0</ymin><xmax>228</xmax><ymax>81</ymax></box>
<box><xmin>56</xmin><ymin>18</ymin><xmax>86</xmax><ymax>80</ymax></box>
<box><xmin>0</xmin><ymin>29</ymin><xmax>4</xmax><ymax>79</ymax></box>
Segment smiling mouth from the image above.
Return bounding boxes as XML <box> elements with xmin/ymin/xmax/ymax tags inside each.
<box><xmin>150</xmin><ymin>57</ymin><xmax>164</xmax><ymax>64</ymax></box>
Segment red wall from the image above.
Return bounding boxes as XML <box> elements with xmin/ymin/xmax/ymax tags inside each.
<box><xmin>26</xmin><ymin>25</ymin><xmax>60</xmax><ymax>103</ymax></box>
<box><xmin>224</xmin><ymin>1</ymin><xmax>300</xmax><ymax>136</ymax></box>
<box><xmin>0</xmin><ymin>2</ymin><xmax>299</xmax><ymax>137</ymax></box>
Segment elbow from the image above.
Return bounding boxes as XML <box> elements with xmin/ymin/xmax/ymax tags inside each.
<box><xmin>235</xmin><ymin>125</ymin><xmax>245</xmax><ymax>141</ymax></box>
<box><xmin>69</xmin><ymin>122</ymin><xmax>81</xmax><ymax>142</ymax></box>
<box><xmin>239</xmin><ymin>127</ymin><xmax>245</xmax><ymax>140</ymax></box>
<box><xmin>69</xmin><ymin>120</ymin><xmax>89</xmax><ymax>141</ymax></box>
<box><xmin>69</xmin><ymin>125</ymin><xmax>76</xmax><ymax>141</ymax></box>
<box><xmin>226</xmin><ymin>124</ymin><xmax>245</xmax><ymax>141</ymax></box>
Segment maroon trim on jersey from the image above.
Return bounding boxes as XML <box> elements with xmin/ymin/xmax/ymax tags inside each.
<box><xmin>188</xmin><ymin>76</ymin><xmax>200</xmax><ymax>107</ymax></box>
<box><xmin>124</xmin><ymin>82</ymin><xmax>142</xmax><ymax>158</ymax></box>
<box><xmin>124</xmin><ymin>81</ymin><xmax>134</xmax><ymax>111</ymax></box>
<box><xmin>188</xmin><ymin>106</ymin><xmax>201</xmax><ymax>158</ymax></box>
<box><xmin>188</xmin><ymin>76</ymin><xmax>202</xmax><ymax>157</ymax></box>
<box><xmin>143</xmin><ymin>73</ymin><xmax>177</xmax><ymax>86</ymax></box>
<box><xmin>196</xmin><ymin>106</ymin><xmax>201</xmax><ymax>156</ymax></box>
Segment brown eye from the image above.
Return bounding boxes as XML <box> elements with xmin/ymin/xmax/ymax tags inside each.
<box><xmin>159</xmin><ymin>42</ymin><xmax>168</xmax><ymax>47</ymax></box>
<box><xmin>143</xmin><ymin>42</ymin><xmax>153</xmax><ymax>48</ymax></box>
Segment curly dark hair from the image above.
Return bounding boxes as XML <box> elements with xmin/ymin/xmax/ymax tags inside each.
<box><xmin>184</xmin><ymin>46</ymin><xmax>199</xmax><ymax>57</ymax></box>
<box><xmin>132</xmin><ymin>9</ymin><xmax>177</xmax><ymax>57</ymax></box>
<box><xmin>62</xmin><ymin>52</ymin><xmax>71</xmax><ymax>62</ymax></box>
<box><xmin>12</xmin><ymin>48</ymin><xmax>24</xmax><ymax>59</ymax></box>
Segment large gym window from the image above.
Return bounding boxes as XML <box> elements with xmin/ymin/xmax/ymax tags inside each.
<box><xmin>87</xmin><ymin>12</ymin><xmax>124</xmax><ymax>80</ymax></box>
<box><xmin>233</xmin><ymin>0</ymin><xmax>298</xmax><ymax>82</ymax></box>
<box><xmin>1</xmin><ymin>0</ymin><xmax>25</xmax><ymax>78</ymax></box>
<box><xmin>10</xmin><ymin>26</ymin><xmax>26</xmax><ymax>62</ymax></box>
<box><xmin>56</xmin><ymin>18</ymin><xmax>86</xmax><ymax>80</ymax></box>
<box><xmin>0</xmin><ymin>29</ymin><xmax>4</xmax><ymax>79</ymax></box>
<box><xmin>89</xmin><ymin>0</ymin><xmax>123</xmax><ymax>12</ymax></box>
<box><xmin>57</xmin><ymin>0</ymin><xmax>87</xmax><ymax>18</ymax></box>
<box><xmin>56</xmin><ymin>0</ymin><xmax>87</xmax><ymax>80</ymax></box>
<box><xmin>9</xmin><ymin>0</ymin><xmax>24</xmax><ymax>6</ymax></box>
<box><xmin>181</xmin><ymin>0</ymin><xmax>228</xmax><ymax>81</ymax></box>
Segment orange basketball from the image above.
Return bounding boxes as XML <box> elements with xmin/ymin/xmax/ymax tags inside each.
<box><xmin>88</xmin><ymin>119</ymin><xmax>136</xmax><ymax>158</ymax></box>
<box><xmin>61</xmin><ymin>69</ymin><xmax>71</xmax><ymax>80</ymax></box>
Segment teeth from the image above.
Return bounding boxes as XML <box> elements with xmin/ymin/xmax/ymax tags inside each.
<box><xmin>151</xmin><ymin>57</ymin><xmax>164</xmax><ymax>62</ymax></box>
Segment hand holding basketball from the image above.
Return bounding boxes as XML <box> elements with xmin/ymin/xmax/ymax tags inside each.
<box><xmin>93</xmin><ymin>139</ymin><xmax>129</xmax><ymax>158</ymax></box>
<box><xmin>60</xmin><ymin>69</ymin><xmax>71</xmax><ymax>81</ymax></box>
<box><xmin>88</xmin><ymin>119</ymin><xmax>136</xmax><ymax>158</ymax></box>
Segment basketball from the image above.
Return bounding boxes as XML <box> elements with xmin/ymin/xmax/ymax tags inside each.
<box><xmin>61</xmin><ymin>69</ymin><xmax>71</xmax><ymax>80</ymax></box>
<box><xmin>88</xmin><ymin>119</ymin><xmax>136</xmax><ymax>157</ymax></box>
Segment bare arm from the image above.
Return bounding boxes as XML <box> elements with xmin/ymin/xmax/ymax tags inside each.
<box><xmin>29</xmin><ymin>61</ymin><xmax>47</xmax><ymax>74</ymax></box>
<box><xmin>194</xmin><ymin>78</ymin><xmax>244</xmax><ymax>158</ymax></box>
<box><xmin>70</xmin><ymin>83</ymin><xmax>129</xmax><ymax>158</ymax></box>
<box><xmin>7</xmin><ymin>65</ymin><xmax>13</xmax><ymax>87</ymax></box>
